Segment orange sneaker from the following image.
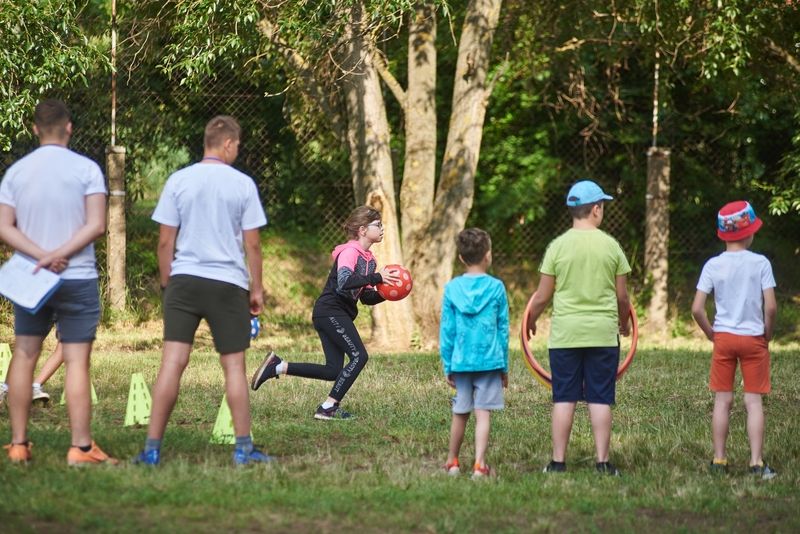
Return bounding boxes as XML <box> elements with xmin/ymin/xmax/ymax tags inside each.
<box><xmin>67</xmin><ymin>441</ymin><xmax>119</xmax><ymax>466</ymax></box>
<box><xmin>444</xmin><ymin>458</ymin><xmax>460</xmax><ymax>476</ymax></box>
<box><xmin>471</xmin><ymin>462</ymin><xmax>496</xmax><ymax>480</ymax></box>
<box><xmin>5</xmin><ymin>442</ymin><xmax>32</xmax><ymax>463</ymax></box>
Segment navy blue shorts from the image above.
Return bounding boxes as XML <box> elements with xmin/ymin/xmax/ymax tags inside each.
<box><xmin>549</xmin><ymin>346</ymin><xmax>619</xmax><ymax>405</ymax></box>
<box><xmin>14</xmin><ymin>279</ymin><xmax>100</xmax><ymax>343</ymax></box>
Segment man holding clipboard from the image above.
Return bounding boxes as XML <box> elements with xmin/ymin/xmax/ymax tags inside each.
<box><xmin>0</xmin><ymin>99</ymin><xmax>117</xmax><ymax>465</ymax></box>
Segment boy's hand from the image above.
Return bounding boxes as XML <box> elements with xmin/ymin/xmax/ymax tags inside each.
<box><xmin>502</xmin><ymin>373</ymin><xmax>508</xmax><ymax>388</ymax></box>
<box><xmin>526</xmin><ymin>314</ymin><xmax>537</xmax><ymax>336</ymax></box>
<box><xmin>446</xmin><ymin>374</ymin><xmax>455</xmax><ymax>388</ymax></box>
<box><xmin>619</xmin><ymin>321</ymin><xmax>630</xmax><ymax>337</ymax></box>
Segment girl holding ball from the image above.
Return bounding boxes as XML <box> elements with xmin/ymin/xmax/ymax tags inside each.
<box><xmin>250</xmin><ymin>206</ymin><xmax>400</xmax><ymax>420</ymax></box>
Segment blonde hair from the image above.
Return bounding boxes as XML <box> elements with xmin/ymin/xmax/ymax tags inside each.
<box><xmin>204</xmin><ymin>115</ymin><xmax>241</xmax><ymax>149</ymax></box>
<box><xmin>343</xmin><ymin>206</ymin><xmax>381</xmax><ymax>239</ymax></box>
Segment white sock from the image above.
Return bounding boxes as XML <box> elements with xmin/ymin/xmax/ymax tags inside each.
<box><xmin>275</xmin><ymin>362</ymin><xmax>287</xmax><ymax>375</ymax></box>
<box><xmin>321</xmin><ymin>400</ymin><xmax>335</xmax><ymax>409</ymax></box>
<box><xmin>1</xmin><ymin>382</ymin><xmax>7</xmax><ymax>392</ymax></box>
<box><xmin>32</xmin><ymin>382</ymin><xmax>41</xmax><ymax>389</ymax></box>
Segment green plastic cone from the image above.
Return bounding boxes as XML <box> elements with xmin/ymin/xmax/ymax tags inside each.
<box><xmin>124</xmin><ymin>373</ymin><xmax>151</xmax><ymax>426</ymax></box>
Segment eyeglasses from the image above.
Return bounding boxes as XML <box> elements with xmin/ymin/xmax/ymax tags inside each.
<box><xmin>367</xmin><ymin>222</ymin><xmax>384</xmax><ymax>229</ymax></box>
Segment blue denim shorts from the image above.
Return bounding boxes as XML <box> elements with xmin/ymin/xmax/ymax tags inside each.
<box><xmin>451</xmin><ymin>370</ymin><xmax>505</xmax><ymax>414</ymax></box>
<box><xmin>14</xmin><ymin>279</ymin><xmax>100</xmax><ymax>343</ymax></box>
<box><xmin>549</xmin><ymin>346</ymin><xmax>619</xmax><ymax>405</ymax></box>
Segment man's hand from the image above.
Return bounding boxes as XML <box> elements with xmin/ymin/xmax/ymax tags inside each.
<box><xmin>446</xmin><ymin>374</ymin><xmax>455</xmax><ymax>388</ymax></box>
<box><xmin>250</xmin><ymin>286</ymin><xmax>264</xmax><ymax>315</ymax></box>
<box><xmin>34</xmin><ymin>254</ymin><xmax>68</xmax><ymax>274</ymax></box>
<box><xmin>502</xmin><ymin>373</ymin><xmax>508</xmax><ymax>388</ymax></box>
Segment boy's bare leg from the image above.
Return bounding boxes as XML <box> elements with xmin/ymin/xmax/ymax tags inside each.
<box><xmin>552</xmin><ymin>402</ymin><xmax>577</xmax><ymax>462</ymax></box>
<box><xmin>7</xmin><ymin>336</ymin><xmax>44</xmax><ymax>443</ymax></box>
<box><xmin>712</xmin><ymin>392</ymin><xmax>734</xmax><ymax>460</ymax></box>
<box><xmin>62</xmin><ymin>342</ymin><xmax>93</xmax><ymax>446</ymax></box>
<box><xmin>588</xmin><ymin>403</ymin><xmax>612</xmax><ymax>462</ymax></box>
<box><xmin>146</xmin><ymin>341</ymin><xmax>191</xmax><ymax>440</ymax></box>
<box><xmin>35</xmin><ymin>342</ymin><xmax>64</xmax><ymax>386</ymax></box>
<box><xmin>474</xmin><ymin>409</ymin><xmax>491</xmax><ymax>468</ymax></box>
<box><xmin>447</xmin><ymin>413</ymin><xmax>469</xmax><ymax>464</ymax></box>
<box><xmin>219</xmin><ymin>351</ymin><xmax>251</xmax><ymax>437</ymax></box>
<box><xmin>743</xmin><ymin>393</ymin><xmax>765</xmax><ymax>466</ymax></box>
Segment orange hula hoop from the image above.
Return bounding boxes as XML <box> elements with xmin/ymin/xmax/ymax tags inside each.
<box><xmin>520</xmin><ymin>293</ymin><xmax>639</xmax><ymax>390</ymax></box>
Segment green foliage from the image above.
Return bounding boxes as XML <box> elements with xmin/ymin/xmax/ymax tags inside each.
<box><xmin>0</xmin><ymin>1</ymin><xmax>108</xmax><ymax>150</ymax></box>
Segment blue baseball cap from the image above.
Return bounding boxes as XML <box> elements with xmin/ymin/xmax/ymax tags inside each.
<box><xmin>566</xmin><ymin>180</ymin><xmax>614</xmax><ymax>206</ymax></box>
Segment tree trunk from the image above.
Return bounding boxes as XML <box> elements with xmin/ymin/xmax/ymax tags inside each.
<box><xmin>406</xmin><ymin>0</ymin><xmax>503</xmax><ymax>345</ymax></box>
<box><xmin>340</xmin><ymin>2</ymin><xmax>414</xmax><ymax>349</ymax></box>
<box><xmin>400</xmin><ymin>4</ymin><xmax>437</xmax><ymax>247</ymax></box>
<box><xmin>645</xmin><ymin>147</ymin><xmax>670</xmax><ymax>332</ymax></box>
<box><xmin>106</xmin><ymin>145</ymin><xmax>127</xmax><ymax>313</ymax></box>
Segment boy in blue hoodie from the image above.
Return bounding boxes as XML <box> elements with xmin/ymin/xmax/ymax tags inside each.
<box><xmin>440</xmin><ymin>228</ymin><xmax>509</xmax><ymax>479</ymax></box>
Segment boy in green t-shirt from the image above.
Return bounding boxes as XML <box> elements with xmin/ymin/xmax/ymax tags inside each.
<box><xmin>527</xmin><ymin>180</ymin><xmax>631</xmax><ymax>476</ymax></box>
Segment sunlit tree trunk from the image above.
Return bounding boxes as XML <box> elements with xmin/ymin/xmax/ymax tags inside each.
<box><xmin>645</xmin><ymin>147</ymin><xmax>670</xmax><ymax>332</ymax></box>
<box><xmin>406</xmin><ymin>0</ymin><xmax>503</xmax><ymax>345</ymax></box>
<box><xmin>341</xmin><ymin>2</ymin><xmax>414</xmax><ymax>349</ymax></box>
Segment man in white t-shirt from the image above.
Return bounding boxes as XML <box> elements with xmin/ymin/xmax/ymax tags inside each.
<box><xmin>0</xmin><ymin>99</ymin><xmax>116</xmax><ymax>465</ymax></box>
<box><xmin>691</xmin><ymin>200</ymin><xmax>778</xmax><ymax>479</ymax></box>
<box><xmin>134</xmin><ymin>115</ymin><xmax>274</xmax><ymax>466</ymax></box>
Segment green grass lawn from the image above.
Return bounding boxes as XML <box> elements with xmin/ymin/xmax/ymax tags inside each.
<box><xmin>1</xmin><ymin>335</ymin><xmax>798</xmax><ymax>533</ymax></box>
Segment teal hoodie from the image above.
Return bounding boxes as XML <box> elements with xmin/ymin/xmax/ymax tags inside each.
<box><xmin>439</xmin><ymin>273</ymin><xmax>509</xmax><ymax>376</ymax></box>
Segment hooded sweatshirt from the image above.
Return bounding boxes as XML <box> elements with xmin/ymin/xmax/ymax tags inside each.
<box><xmin>313</xmin><ymin>240</ymin><xmax>385</xmax><ymax>320</ymax></box>
<box><xmin>439</xmin><ymin>273</ymin><xmax>509</xmax><ymax>375</ymax></box>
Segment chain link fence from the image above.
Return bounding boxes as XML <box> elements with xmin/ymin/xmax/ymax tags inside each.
<box><xmin>2</xmin><ymin>14</ymin><xmax>798</xmax><ymax>331</ymax></box>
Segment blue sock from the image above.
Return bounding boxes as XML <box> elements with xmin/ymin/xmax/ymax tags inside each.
<box><xmin>144</xmin><ymin>438</ymin><xmax>161</xmax><ymax>453</ymax></box>
<box><xmin>235</xmin><ymin>435</ymin><xmax>253</xmax><ymax>453</ymax></box>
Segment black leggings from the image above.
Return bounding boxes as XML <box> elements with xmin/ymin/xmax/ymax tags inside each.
<box><xmin>286</xmin><ymin>315</ymin><xmax>369</xmax><ymax>402</ymax></box>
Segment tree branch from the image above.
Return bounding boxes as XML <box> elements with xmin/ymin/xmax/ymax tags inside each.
<box><xmin>256</xmin><ymin>18</ymin><xmax>345</xmax><ymax>140</ymax></box>
<box><xmin>373</xmin><ymin>50</ymin><xmax>406</xmax><ymax>110</ymax></box>
<box><xmin>765</xmin><ymin>37</ymin><xmax>800</xmax><ymax>75</ymax></box>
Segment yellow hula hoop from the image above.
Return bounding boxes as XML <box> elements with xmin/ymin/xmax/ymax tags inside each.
<box><xmin>520</xmin><ymin>292</ymin><xmax>639</xmax><ymax>390</ymax></box>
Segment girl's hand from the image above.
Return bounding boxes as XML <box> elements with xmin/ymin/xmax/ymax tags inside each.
<box><xmin>446</xmin><ymin>374</ymin><xmax>456</xmax><ymax>388</ymax></box>
<box><xmin>501</xmin><ymin>373</ymin><xmax>508</xmax><ymax>388</ymax></box>
<box><xmin>379</xmin><ymin>266</ymin><xmax>401</xmax><ymax>286</ymax></box>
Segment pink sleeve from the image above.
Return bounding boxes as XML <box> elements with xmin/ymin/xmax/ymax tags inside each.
<box><xmin>336</xmin><ymin>247</ymin><xmax>359</xmax><ymax>271</ymax></box>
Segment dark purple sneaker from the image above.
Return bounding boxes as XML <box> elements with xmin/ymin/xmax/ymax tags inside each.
<box><xmin>251</xmin><ymin>351</ymin><xmax>281</xmax><ymax>391</ymax></box>
<box><xmin>313</xmin><ymin>403</ymin><xmax>353</xmax><ymax>420</ymax></box>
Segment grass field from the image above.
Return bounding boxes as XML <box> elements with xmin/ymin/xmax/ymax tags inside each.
<box><xmin>1</xmin><ymin>330</ymin><xmax>798</xmax><ymax>533</ymax></box>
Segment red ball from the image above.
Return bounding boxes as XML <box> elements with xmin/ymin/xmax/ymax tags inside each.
<box><xmin>376</xmin><ymin>264</ymin><xmax>413</xmax><ymax>301</ymax></box>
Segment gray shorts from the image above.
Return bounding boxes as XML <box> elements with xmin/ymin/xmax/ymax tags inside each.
<box><xmin>451</xmin><ymin>370</ymin><xmax>505</xmax><ymax>414</ymax></box>
<box><xmin>14</xmin><ymin>279</ymin><xmax>100</xmax><ymax>343</ymax></box>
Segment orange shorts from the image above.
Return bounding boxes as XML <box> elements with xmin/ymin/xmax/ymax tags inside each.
<box><xmin>710</xmin><ymin>332</ymin><xmax>770</xmax><ymax>394</ymax></box>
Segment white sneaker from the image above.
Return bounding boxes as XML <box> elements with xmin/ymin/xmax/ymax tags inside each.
<box><xmin>32</xmin><ymin>385</ymin><xmax>50</xmax><ymax>404</ymax></box>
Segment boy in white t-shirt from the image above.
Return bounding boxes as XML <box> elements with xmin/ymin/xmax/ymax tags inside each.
<box><xmin>0</xmin><ymin>99</ymin><xmax>116</xmax><ymax>465</ymax></box>
<box><xmin>691</xmin><ymin>200</ymin><xmax>778</xmax><ymax>479</ymax></box>
<box><xmin>134</xmin><ymin>115</ymin><xmax>274</xmax><ymax>466</ymax></box>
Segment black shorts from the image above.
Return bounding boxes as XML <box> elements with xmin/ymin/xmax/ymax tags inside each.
<box><xmin>163</xmin><ymin>274</ymin><xmax>250</xmax><ymax>354</ymax></box>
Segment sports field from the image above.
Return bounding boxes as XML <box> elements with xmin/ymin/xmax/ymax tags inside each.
<box><xmin>1</xmin><ymin>331</ymin><xmax>798</xmax><ymax>533</ymax></box>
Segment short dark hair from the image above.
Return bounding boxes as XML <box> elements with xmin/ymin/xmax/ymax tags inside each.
<box><xmin>457</xmin><ymin>227</ymin><xmax>492</xmax><ymax>265</ymax></box>
<box><xmin>204</xmin><ymin>115</ymin><xmax>241</xmax><ymax>149</ymax></box>
<box><xmin>568</xmin><ymin>201</ymin><xmax>601</xmax><ymax>219</ymax></box>
<box><xmin>34</xmin><ymin>99</ymin><xmax>71</xmax><ymax>137</ymax></box>
<box><xmin>343</xmin><ymin>205</ymin><xmax>381</xmax><ymax>239</ymax></box>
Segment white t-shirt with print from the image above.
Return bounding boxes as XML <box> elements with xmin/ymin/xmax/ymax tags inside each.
<box><xmin>152</xmin><ymin>163</ymin><xmax>267</xmax><ymax>290</ymax></box>
<box><xmin>696</xmin><ymin>250</ymin><xmax>776</xmax><ymax>336</ymax></box>
<box><xmin>0</xmin><ymin>145</ymin><xmax>107</xmax><ymax>280</ymax></box>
